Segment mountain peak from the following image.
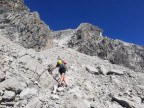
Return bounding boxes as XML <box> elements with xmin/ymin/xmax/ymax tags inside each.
<box><xmin>78</xmin><ymin>23</ymin><xmax>103</xmax><ymax>33</ymax></box>
<box><xmin>0</xmin><ymin>0</ymin><xmax>29</xmax><ymax>13</ymax></box>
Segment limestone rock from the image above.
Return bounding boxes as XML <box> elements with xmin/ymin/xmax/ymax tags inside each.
<box><xmin>98</xmin><ymin>65</ymin><xmax>108</xmax><ymax>75</ymax></box>
<box><xmin>2</xmin><ymin>90</ymin><xmax>15</xmax><ymax>101</ymax></box>
<box><xmin>0</xmin><ymin>78</ymin><xmax>24</xmax><ymax>94</ymax></box>
<box><xmin>50</xmin><ymin>94</ymin><xmax>59</xmax><ymax>100</ymax></box>
<box><xmin>107</xmin><ymin>70</ymin><xmax>124</xmax><ymax>75</ymax></box>
<box><xmin>86</xmin><ymin>66</ymin><xmax>99</xmax><ymax>75</ymax></box>
<box><xmin>24</xmin><ymin>98</ymin><xmax>42</xmax><ymax>108</ymax></box>
<box><xmin>57</xmin><ymin>87</ymin><xmax>65</xmax><ymax>92</ymax></box>
<box><xmin>19</xmin><ymin>88</ymin><xmax>38</xmax><ymax>99</ymax></box>
<box><xmin>14</xmin><ymin>100</ymin><xmax>27</xmax><ymax>108</ymax></box>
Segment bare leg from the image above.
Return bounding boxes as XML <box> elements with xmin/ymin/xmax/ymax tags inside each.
<box><xmin>59</xmin><ymin>73</ymin><xmax>64</xmax><ymax>85</ymax></box>
<box><xmin>63</xmin><ymin>74</ymin><xmax>67</xmax><ymax>86</ymax></box>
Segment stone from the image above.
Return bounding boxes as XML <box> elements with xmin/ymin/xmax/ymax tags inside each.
<box><xmin>90</xmin><ymin>103</ymin><xmax>97</xmax><ymax>108</ymax></box>
<box><xmin>2</xmin><ymin>90</ymin><xmax>15</xmax><ymax>101</ymax></box>
<box><xmin>0</xmin><ymin>78</ymin><xmax>24</xmax><ymax>94</ymax></box>
<box><xmin>0</xmin><ymin>71</ymin><xmax>5</xmax><ymax>82</ymax></box>
<box><xmin>86</xmin><ymin>66</ymin><xmax>99</xmax><ymax>75</ymax></box>
<box><xmin>57</xmin><ymin>87</ymin><xmax>65</xmax><ymax>92</ymax></box>
<box><xmin>24</xmin><ymin>98</ymin><xmax>42</xmax><ymax>108</ymax></box>
<box><xmin>19</xmin><ymin>88</ymin><xmax>38</xmax><ymax>99</ymax></box>
<box><xmin>98</xmin><ymin>65</ymin><xmax>108</xmax><ymax>75</ymax></box>
<box><xmin>107</xmin><ymin>70</ymin><xmax>124</xmax><ymax>75</ymax></box>
<box><xmin>14</xmin><ymin>100</ymin><xmax>27</xmax><ymax>108</ymax></box>
<box><xmin>0</xmin><ymin>90</ymin><xmax>4</xmax><ymax>96</ymax></box>
<box><xmin>50</xmin><ymin>94</ymin><xmax>59</xmax><ymax>100</ymax></box>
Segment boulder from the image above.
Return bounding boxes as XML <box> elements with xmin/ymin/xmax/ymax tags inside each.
<box><xmin>90</xmin><ymin>103</ymin><xmax>97</xmax><ymax>108</ymax></box>
<box><xmin>2</xmin><ymin>90</ymin><xmax>15</xmax><ymax>101</ymax></box>
<box><xmin>0</xmin><ymin>90</ymin><xmax>4</xmax><ymax>96</ymax></box>
<box><xmin>25</xmin><ymin>98</ymin><xmax>42</xmax><ymax>108</ymax></box>
<box><xmin>107</xmin><ymin>70</ymin><xmax>124</xmax><ymax>75</ymax></box>
<box><xmin>19</xmin><ymin>88</ymin><xmax>38</xmax><ymax>100</ymax></box>
<box><xmin>112</xmin><ymin>96</ymin><xmax>132</xmax><ymax>108</ymax></box>
<box><xmin>0</xmin><ymin>78</ymin><xmax>24</xmax><ymax>94</ymax></box>
<box><xmin>98</xmin><ymin>65</ymin><xmax>108</xmax><ymax>75</ymax></box>
<box><xmin>50</xmin><ymin>94</ymin><xmax>59</xmax><ymax>100</ymax></box>
<box><xmin>57</xmin><ymin>87</ymin><xmax>65</xmax><ymax>92</ymax></box>
<box><xmin>14</xmin><ymin>100</ymin><xmax>27</xmax><ymax>108</ymax></box>
<box><xmin>86</xmin><ymin>66</ymin><xmax>99</xmax><ymax>75</ymax></box>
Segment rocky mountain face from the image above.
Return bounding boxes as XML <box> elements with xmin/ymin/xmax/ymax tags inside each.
<box><xmin>0</xmin><ymin>0</ymin><xmax>53</xmax><ymax>51</ymax></box>
<box><xmin>51</xmin><ymin>23</ymin><xmax>144</xmax><ymax>72</ymax></box>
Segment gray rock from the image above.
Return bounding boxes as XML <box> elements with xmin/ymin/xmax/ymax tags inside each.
<box><xmin>50</xmin><ymin>94</ymin><xmax>59</xmax><ymax>100</ymax></box>
<box><xmin>107</xmin><ymin>70</ymin><xmax>124</xmax><ymax>75</ymax></box>
<box><xmin>57</xmin><ymin>87</ymin><xmax>65</xmax><ymax>92</ymax></box>
<box><xmin>14</xmin><ymin>100</ymin><xmax>27</xmax><ymax>108</ymax></box>
<box><xmin>98</xmin><ymin>65</ymin><xmax>108</xmax><ymax>75</ymax></box>
<box><xmin>25</xmin><ymin>98</ymin><xmax>42</xmax><ymax>108</ymax></box>
<box><xmin>86</xmin><ymin>66</ymin><xmax>99</xmax><ymax>75</ymax></box>
<box><xmin>19</xmin><ymin>88</ymin><xmax>38</xmax><ymax>99</ymax></box>
<box><xmin>0</xmin><ymin>78</ymin><xmax>24</xmax><ymax>94</ymax></box>
<box><xmin>90</xmin><ymin>103</ymin><xmax>97</xmax><ymax>108</ymax></box>
<box><xmin>2</xmin><ymin>90</ymin><xmax>15</xmax><ymax>101</ymax></box>
<box><xmin>0</xmin><ymin>90</ymin><xmax>4</xmax><ymax>96</ymax></box>
<box><xmin>0</xmin><ymin>71</ymin><xmax>5</xmax><ymax>82</ymax></box>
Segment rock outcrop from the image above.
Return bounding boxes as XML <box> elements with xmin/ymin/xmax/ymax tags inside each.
<box><xmin>52</xmin><ymin>23</ymin><xmax>144</xmax><ymax>72</ymax></box>
<box><xmin>0</xmin><ymin>0</ymin><xmax>53</xmax><ymax>51</ymax></box>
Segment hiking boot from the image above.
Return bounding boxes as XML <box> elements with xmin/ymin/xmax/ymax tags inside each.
<box><xmin>58</xmin><ymin>84</ymin><xmax>62</xmax><ymax>88</ymax></box>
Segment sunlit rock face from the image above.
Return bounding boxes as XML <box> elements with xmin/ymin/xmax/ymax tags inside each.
<box><xmin>0</xmin><ymin>0</ymin><xmax>53</xmax><ymax>51</ymax></box>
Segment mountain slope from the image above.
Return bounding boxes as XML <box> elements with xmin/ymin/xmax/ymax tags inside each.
<box><xmin>0</xmin><ymin>33</ymin><xmax>144</xmax><ymax>108</ymax></box>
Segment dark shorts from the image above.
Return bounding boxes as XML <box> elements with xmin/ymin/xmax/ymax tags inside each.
<box><xmin>59</xmin><ymin>68</ymin><xmax>66</xmax><ymax>75</ymax></box>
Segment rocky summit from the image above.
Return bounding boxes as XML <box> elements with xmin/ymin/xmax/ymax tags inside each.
<box><xmin>0</xmin><ymin>0</ymin><xmax>144</xmax><ymax>108</ymax></box>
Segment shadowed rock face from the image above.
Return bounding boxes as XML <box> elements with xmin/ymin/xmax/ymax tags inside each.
<box><xmin>0</xmin><ymin>0</ymin><xmax>53</xmax><ymax>51</ymax></box>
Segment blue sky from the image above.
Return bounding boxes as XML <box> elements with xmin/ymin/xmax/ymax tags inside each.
<box><xmin>24</xmin><ymin>0</ymin><xmax>144</xmax><ymax>45</ymax></box>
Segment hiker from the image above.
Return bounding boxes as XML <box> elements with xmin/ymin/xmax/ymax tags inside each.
<box><xmin>49</xmin><ymin>60</ymin><xmax>68</xmax><ymax>87</ymax></box>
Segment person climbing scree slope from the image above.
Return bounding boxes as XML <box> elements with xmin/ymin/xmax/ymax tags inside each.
<box><xmin>49</xmin><ymin>60</ymin><xmax>68</xmax><ymax>87</ymax></box>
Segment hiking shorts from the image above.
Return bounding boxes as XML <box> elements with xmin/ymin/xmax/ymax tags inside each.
<box><xmin>59</xmin><ymin>68</ymin><xmax>66</xmax><ymax>75</ymax></box>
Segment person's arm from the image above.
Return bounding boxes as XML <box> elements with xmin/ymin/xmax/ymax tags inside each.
<box><xmin>49</xmin><ymin>66</ymin><xmax>57</xmax><ymax>74</ymax></box>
